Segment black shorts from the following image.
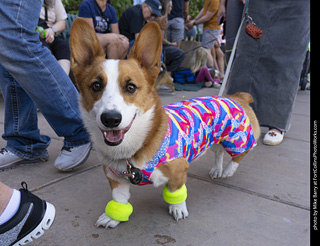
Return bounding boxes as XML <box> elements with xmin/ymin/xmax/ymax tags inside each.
<box><xmin>41</xmin><ymin>37</ymin><xmax>70</xmax><ymax>61</ymax></box>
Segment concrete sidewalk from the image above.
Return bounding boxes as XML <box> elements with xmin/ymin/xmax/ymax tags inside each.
<box><xmin>0</xmin><ymin>87</ymin><xmax>310</xmax><ymax>246</ymax></box>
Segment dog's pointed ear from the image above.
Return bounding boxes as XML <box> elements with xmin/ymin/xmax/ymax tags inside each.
<box><xmin>127</xmin><ymin>22</ymin><xmax>162</xmax><ymax>83</ymax></box>
<box><xmin>70</xmin><ymin>18</ymin><xmax>105</xmax><ymax>71</ymax></box>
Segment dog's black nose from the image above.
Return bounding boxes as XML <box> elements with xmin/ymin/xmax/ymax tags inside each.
<box><xmin>101</xmin><ymin>111</ymin><xmax>122</xmax><ymax>128</ymax></box>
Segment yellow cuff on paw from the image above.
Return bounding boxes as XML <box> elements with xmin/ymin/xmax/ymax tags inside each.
<box><xmin>163</xmin><ymin>184</ymin><xmax>187</xmax><ymax>204</ymax></box>
<box><xmin>105</xmin><ymin>200</ymin><xmax>133</xmax><ymax>222</ymax></box>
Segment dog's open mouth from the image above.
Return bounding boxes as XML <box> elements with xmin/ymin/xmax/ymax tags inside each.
<box><xmin>101</xmin><ymin>115</ymin><xmax>136</xmax><ymax>146</ymax></box>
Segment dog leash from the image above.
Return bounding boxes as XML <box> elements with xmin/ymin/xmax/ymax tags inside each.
<box><xmin>218</xmin><ymin>0</ymin><xmax>262</xmax><ymax>96</ymax></box>
<box><xmin>122</xmin><ymin>159</ymin><xmax>143</xmax><ymax>185</ymax></box>
<box><xmin>218</xmin><ymin>17</ymin><xmax>244</xmax><ymax>96</ymax></box>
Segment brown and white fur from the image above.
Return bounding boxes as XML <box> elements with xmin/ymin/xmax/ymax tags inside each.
<box><xmin>70</xmin><ymin>19</ymin><xmax>260</xmax><ymax>228</ymax></box>
<box><xmin>154</xmin><ymin>63</ymin><xmax>175</xmax><ymax>93</ymax></box>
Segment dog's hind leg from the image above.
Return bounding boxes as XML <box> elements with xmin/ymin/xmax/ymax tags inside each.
<box><xmin>209</xmin><ymin>144</ymin><xmax>224</xmax><ymax>179</ymax></box>
<box><xmin>221</xmin><ymin>150</ymin><xmax>249</xmax><ymax>178</ymax></box>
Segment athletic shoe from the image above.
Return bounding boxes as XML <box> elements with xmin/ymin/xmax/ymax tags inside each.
<box><xmin>54</xmin><ymin>142</ymin><xmax>92</xmax><ymax>171</ymax></box>
<box><xmin>204</xmin><ymin>81</ymin><xmax>213</xmax><ymax>88</ymax></box>
<box><xmin>0</xmin><ymin>148</ymin><xmax>49</xmax><ymax>171</ymax></box>
<box><xmin>0</xmin><ymin>182</ymin><xmax>55</xmax><ymax>246</ymax></box>
<box><xmin>213</xmin><ymin>81</ymin><xmax>221</xmax><ymax>88</ymax></box>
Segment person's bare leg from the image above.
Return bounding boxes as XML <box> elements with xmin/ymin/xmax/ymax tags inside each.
<box><xmin>97</xmin><ymin>33</ymin><xmax>128</xmax><ymax>59</ymax></box>
<box><xmin>211</xmin><ymin>46</ymin><xmax>219</xmax><ymax>71</ymax></box>
<box><xmin>0</xmin><ymin>182</ymin><xmax>13</xmax><ymax>216</ymax></box>
<box><xmin>204</xmin><ymin>48</ymin><xmax>214</xmax><ymax>67</ymax></box>
<box><xmin>0</xmin><ymin>181</ymin><xmax>55</xmax><ymax>245</ymax></box>
<box><xmin>215</xmin><ymin>45</ymin><xmax>225</xmax><ymax>78</ymax></box>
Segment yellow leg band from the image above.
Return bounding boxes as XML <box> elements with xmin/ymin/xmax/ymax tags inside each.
<box><xmin>163</xmin><ymin>184</ymin><xmax>187</xmax><ymax>204</ymax></box>
<box><xmin>105</xmin><ymin>200</ymin><xmax>133</xmax><ymax>222</ymax></box>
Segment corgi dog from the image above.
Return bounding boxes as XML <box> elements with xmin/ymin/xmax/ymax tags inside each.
<box><xmin>70</xmin><ymin>18</ymin><xmax>260</xmax><ymax>228</ymax></box>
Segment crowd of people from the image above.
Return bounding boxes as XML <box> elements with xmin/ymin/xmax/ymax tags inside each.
<box><xmin>0</xmin><ymin>0</ymin><xmax>310</xmax><ymax>245</ymax></box>
<box><xmin>29</xmin><ymin>0</ymin><xmax>228</xmax><ymax>86</ymax></box>
<box><xmin>76</xmin><ymin>0</ymin><xmax>225</xmax><ymax>82</ymax></box>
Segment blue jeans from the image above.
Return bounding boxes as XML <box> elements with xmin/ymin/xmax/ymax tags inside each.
<box><xmin>0</xmin><ymin>0</ymin><xmax>90</xmax><ymax>160</ymax></box>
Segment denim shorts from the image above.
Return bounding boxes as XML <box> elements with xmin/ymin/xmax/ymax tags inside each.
<box><xmin>201</xmin><ymin>29</ymin><xmax>220</xmax><ymax>49</ymax></box>
<box><xmin>167</xmin><ymin>17</ymin><xmax>184</xmax><ymax>43</ymax></box>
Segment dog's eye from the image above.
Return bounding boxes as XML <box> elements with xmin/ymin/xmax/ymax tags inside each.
<box><xmin>126</xmin><ymin>83</ymin><xmax>137</xmax><ymax>94</ymax></box>
<box><xmin>90</xmin><ymin>81</ymin><xmax>103</xmax><ymax>93</ymax></box>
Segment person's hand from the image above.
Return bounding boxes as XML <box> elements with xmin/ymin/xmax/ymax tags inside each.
<box><xmin>186</xmin><ymin>20</ymin><xmax>195</xmax><ymax>29</ymax></box>
<box><xmin>171</xmin><ymin>42</ymin><xmax>178</xmax><ymax>47</ymax></box>
<box><xmin>217</xmin><ymin>5</ymin><xmax>226</xmax><ymax>21</ymax></box>
<box><xmin>45</xmin><ymin>28</ymin><xmax>55</xmax><ymax>43</ymax></box>
<box><xmin>118</xmin><ymin>34</ymin><xmax>129</xmax><ymax>43</ymax></box>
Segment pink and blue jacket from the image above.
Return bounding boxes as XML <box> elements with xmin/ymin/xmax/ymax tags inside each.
<box><xmin>109</xmin><ymin>96</ymin><xmax>257</xmax><ymax>185</ymax></box>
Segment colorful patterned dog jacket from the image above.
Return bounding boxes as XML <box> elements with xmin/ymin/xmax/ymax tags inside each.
<box><xmin>109</xmin><ymin>96</ymin><xmax>257</xmax><ymax>185</ymax></box>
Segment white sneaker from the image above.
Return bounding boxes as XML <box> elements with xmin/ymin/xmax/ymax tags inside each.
<box><xmin>0</xmin><ymin>148</ymin><xmax>48</xmax><ymax>171</ymax></box>
<box><xmin>213</xmin><ymin>82</ymin><xmax>221</xmax><ymax>88</ymax></box>
<box><xmin>54</xmin><ymin>142</ymin><xmax>92</xmax><ymax>171</ymax></box>
<box><xmin>263</xmin><ymin>130</ymin><xmax>284</xmax><ymax>146</ymax></box>
<box><xmin>204</xmin><ymin>81</ymin><xmax>213</xmax><ymax>87</ymax></box>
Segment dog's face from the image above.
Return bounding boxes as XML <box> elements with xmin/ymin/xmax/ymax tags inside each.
<box><xmin>70</xmin><ymin>19</ymin><xmax>162</xmax><ymax>159</ymax></box>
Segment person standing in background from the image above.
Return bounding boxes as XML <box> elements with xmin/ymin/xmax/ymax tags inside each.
<box><xmin>224</xmin><ymin>0</ymin><xmax>310</xmax><ymax>145</ymax></box>
<box><xmin>158</xmin><ymin>0</ymin><xmax>185</xmax><ymax>76</ymax></box>
<box><xmin>217</xmin><ymin>0</ymin><xmax>245</xmax><ymax>63</ymax></box>
<box><xmin>187</xmin><ymin>0</ymin><xmax>222</xmax><ymax>74</ymax></box>
<box><xmin>166</xmin><ymin>0</ymin><xmax>189</xmax><ymax>48</ymax></box>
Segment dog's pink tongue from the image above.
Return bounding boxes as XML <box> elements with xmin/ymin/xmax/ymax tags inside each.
<box><xmin>104</xmin><ymin>130</ymin><xmax>124</xmax><ymax>143</ymax></box>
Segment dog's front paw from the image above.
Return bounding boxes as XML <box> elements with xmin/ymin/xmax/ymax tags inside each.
<box><xmin>209</xmin><ymin>167</ymin><xmax>223</xmax><ymax>179</ymax></box>
<box><xmin>95</xmin><ymin>213</ymin><xmax>120</xmax><ymax>228</ymax></box>
<box><xmin>169</xmin><ymin>201</ymin><xmax>189</xmax><ymax>221</ymax></box>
